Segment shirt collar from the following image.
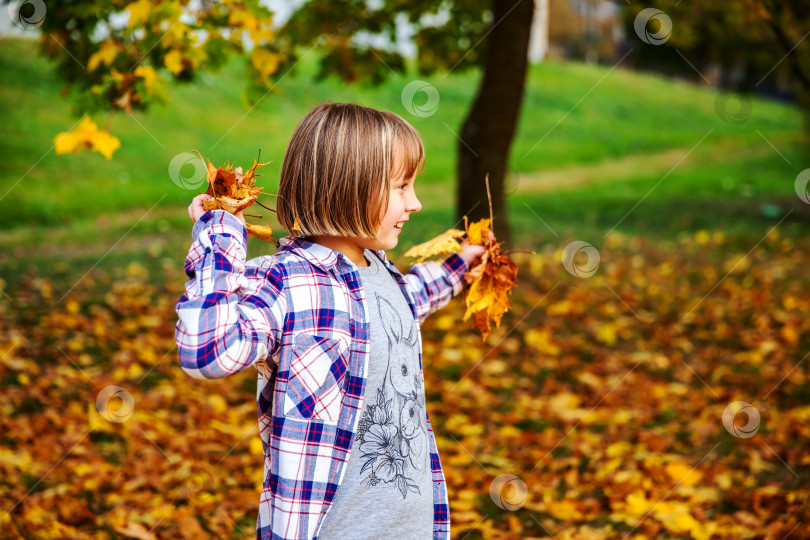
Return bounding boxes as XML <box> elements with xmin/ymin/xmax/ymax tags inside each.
<box><xmin>277</xmin><ymin>236</ymin><xmax>395</xmax><ymax>274</ymax></box>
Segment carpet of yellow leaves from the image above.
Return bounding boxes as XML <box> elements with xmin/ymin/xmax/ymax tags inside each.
<box><xmin>1</xmin><ymin>230</ymin><xmax>808</xmax><ymax>538</ymax></box>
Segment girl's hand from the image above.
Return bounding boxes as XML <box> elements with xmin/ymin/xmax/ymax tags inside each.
<box><xmin>458</xmin><ymin>231</ymin><xmax>496</xmax><ymax>266</ymax></box>
<box><xmin>188</xmin><ymin>194</ymin><xmax>246</xmax><ymax>226</ymax></box>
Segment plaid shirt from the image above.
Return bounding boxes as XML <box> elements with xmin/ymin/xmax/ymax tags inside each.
<box><xmin>175</xmin><ymin>210</ymin><xmax>468</xmax><ymax>540</ymax></box>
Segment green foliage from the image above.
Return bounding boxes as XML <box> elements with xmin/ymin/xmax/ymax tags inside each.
<box><xmin>621</xmin><ymin>0</ymin><xmax>810</xmax><ymax>100</ymax></box>
<box><xmin>279</xmin><ymin>0</ymin><xmax>493</xmax><ymax>83</ymax></box>
<box><xmin>15</xmin><ymin>0</ymin><xmax>279</xmax><ymax>122</ymax></box>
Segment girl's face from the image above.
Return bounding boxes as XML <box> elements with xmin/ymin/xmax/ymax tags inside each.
<box><xmin>377</xmin><ymin>170</ymin><xmax>423</xmax><ymax>250</ymax></box>
<box><xmin>358</xmin><ymin>168</ymin><xmax>422</xmax><ymax>252</ymax></box>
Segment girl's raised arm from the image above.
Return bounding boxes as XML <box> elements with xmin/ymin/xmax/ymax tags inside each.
<box><xmin>175</xmin><ymin>206</ymin><xmax>286</xmax><ymax>379</ymax></box>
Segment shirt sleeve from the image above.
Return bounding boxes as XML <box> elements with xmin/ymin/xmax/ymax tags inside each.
<box><xmin>175</xmin><ymin>209</ymin><xmax>286</xmax><ymax>379</ymax></box>
<box><xmin>402</xmin><ymin>252</ymin><xmax>468</xmax><ymax>323</ymax></box>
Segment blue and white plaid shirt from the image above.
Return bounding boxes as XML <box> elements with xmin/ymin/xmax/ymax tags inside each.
<box><xmin>175</xmin><ymin>209</ymin><xmax>468</xmax><ymax>539</ymax></box>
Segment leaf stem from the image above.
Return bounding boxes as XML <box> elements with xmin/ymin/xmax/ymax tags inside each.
<box><xmin>485</xmin><ymin>173</ymin><xmax>493</xmax><ymax>227</ymax></box>
<box><xmin>255</xmin><ymin>200</ymin><xmax>277</xmax><ymax>212</ymax></box>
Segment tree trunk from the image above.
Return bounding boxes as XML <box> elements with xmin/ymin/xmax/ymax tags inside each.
<box><xmin>456</xmin><ymin>0</ymin><xmax>535</xmax><ymax>247</ymax></box>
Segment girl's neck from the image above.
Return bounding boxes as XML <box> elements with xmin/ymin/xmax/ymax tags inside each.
<box><xmin>310</xmin><ymin>236</ymin><xmax>370</xmax><ymax>267</ymax></box>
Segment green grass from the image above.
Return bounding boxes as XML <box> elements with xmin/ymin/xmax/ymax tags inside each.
<box><xmin>1</xmin><ymin>37</ymin><xmax>808</xmax><ymax>290</ymax></box>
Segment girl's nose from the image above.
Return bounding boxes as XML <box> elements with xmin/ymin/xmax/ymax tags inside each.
<box><xmin>408</xmin><ymin>192</ymin><xmax>422</xmax><ymax>213</ymax></box>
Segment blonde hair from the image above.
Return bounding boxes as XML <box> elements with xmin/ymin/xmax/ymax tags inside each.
<box><xmin>277</xmin><ymin>102</ymin><xmax>425</xmax><ymax>240</ymax></box>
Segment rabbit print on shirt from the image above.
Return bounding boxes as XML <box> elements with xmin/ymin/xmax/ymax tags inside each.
<box><xmin>353</xmin><ymin>294</ymin><xmax>430</xmax><ymax>498</ymax></box>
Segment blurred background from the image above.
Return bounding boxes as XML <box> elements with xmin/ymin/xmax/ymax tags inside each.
<box><xmin>1</xmin><ymin>0</ymin><xmax>809</xmax><ymax>538</ymax></box>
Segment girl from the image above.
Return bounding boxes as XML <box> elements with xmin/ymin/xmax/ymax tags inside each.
<box><xmin>177</xmin><ymin>102</ymin><xmax>484</xmax><ymax>540</ymax></box>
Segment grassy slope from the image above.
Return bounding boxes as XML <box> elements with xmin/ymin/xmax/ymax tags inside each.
<box><xmin>0</xmin><ymin>37</ymin><xmax>807</xmax><ymax>288</ymax></box>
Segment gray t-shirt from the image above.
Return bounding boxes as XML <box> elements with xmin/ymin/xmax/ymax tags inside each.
<box><xmin>317</xmin><ymin>249</ymin><xmax>434</xmax><ymax>539</ymax></box>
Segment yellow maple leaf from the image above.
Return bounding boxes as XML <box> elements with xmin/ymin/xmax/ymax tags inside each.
<box><xmin>624</xmin><ymin>491</ymin><xmax>654</xmax><ymax>517</ymax></box>
<box><xmin>250</xmin><ymin>436</ymin><xmax>264</xmax><ymax>455</ymax></box>
<box><xmin>126</xmin><ymin>0</ymin><xmax>152</xmax><ymax>28</ymax></box>
<box><xmin>547</xmin><ymin>499</ymin><xmax>584</xmax><ymax>520</ymax></box>
<box><xmin>134</xmin><ymin>65</ymin><xmax>160</xmax><ymax>95</ymax></box>
<box><xmin>87</xmin><ymin>39</ymin><xmax>120</xmax><ymax>72</ymax></box>
<box><xmin>403</xmin><ymin>229</ymin><xmax>464</xmax><ymax>262</ymax></box>
<box><xmin>466</xmin><ymin>217</ymin><xmax>491</xmax><ymax>245</ymax></box>
<box><xmin>524</xmin><ymin>328</ymin><xmax>561</xmax><ymax>356</ymax></box>
<box><xmin>164</xmin><ymin>49</ymin><xmax>184</xmax><ymax>76</ymax></box>
<box><xmin>87</xmin><ymin>402</ymin><xmax>114</xmax><ymax>432</ymax></box>
<box><xmin>55</xmin><ymin>117</ymin><xmax>121</xmax><ymax>160</ymax></box>
<box><xmin>90</xmin><ymin>129</ymin><xmax>122</xmax><ymax>160</ymax></box>
<box><xmin>665</xmin><ymin>461</ymin><xmax>703</xmax><ymax>487</ymax></box>
<box><xmin>229</xmin><ymin>8</ymin><xmax>258</xmax><ymax>30</ymax></box>
<box><xmin>251</xmin><ymin>49</ymin><xmax>282</xmax><ymax>80</ymax></box>
<box><xmin>250</xmin><ymin>27</ymin><xmax>276</xmax><ymax>46</ymax></box>
<box><xmin>246</xmin><ymin>222</ymin><xmax>275</xmax><ymax>242</ymax></box>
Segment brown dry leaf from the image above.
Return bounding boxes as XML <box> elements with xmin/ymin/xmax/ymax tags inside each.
<box><xmin>114</xmin><ymin>522</ymin><xmax>157</xmax><ymax>540</ymax></box>
<box><xmin>403</xmin><ymin>228</ymin><xmax>465</xmax><ymax>262</ymax></box>
<box><xmin>462</xmin><ymin>216</ymin><xmax>518</xmax><ymax>340</ymax></box>
<box><xmin>207</xmin><ymin>195</ymin><xmax>256</xmax><ymax>214</ymax></box>
<box><xmin>193</xmin><ymin>150</ymin><xmax>276</xmax><ymax>243</ymax></box>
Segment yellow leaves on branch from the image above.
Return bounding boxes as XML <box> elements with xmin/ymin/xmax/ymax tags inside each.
<box><xmin>53</xmin><ymin>0</ymin><xmax>277</xmax><ymax>159</ymax></box>
<box><xmin>126</xmin><ymin>0</ymin><xmax>152</xmax><ymax>28</ymax></box>
<box><xmin>405</xmin><ymin>216</ymin><xmax>518</xmax><ymax>341</ymax></box>
<box><xmin>250</xmin><ymin>49</ymin><xmax>283</xmax><ymax>82</ymax></box>
<box><xmin>194</xmin><ymin>150</ymin><xmax>277</xmax><ymax>243</ymax></box>
<box><xmin>55</xmin><ymin>63</ymin><xmax>164</xmax><ymax>159</ymax></box>
<box><xmin>54</xmin><ymin>116</ymin><xmax>121</xmax><ymax>160</ymax></box>
<box><xmin>87</xmin><ymin>39</ymin><xmax>121</xmax><ymax>72</ymax></box>
<box><xmin>164</xmin><ymin>49</ymin><xmax>202</xmax><ymax>76</ymax></box>
<box><xmin>106</xmin><ymin>66</ymin><xmax>164</xmax><ymax>112</ymax></box>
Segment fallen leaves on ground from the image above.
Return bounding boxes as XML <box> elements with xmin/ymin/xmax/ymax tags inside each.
<box><xmin>1</xmin><ymin>229</ymin><xmax>808</xmax><ymax>538</ymax></box>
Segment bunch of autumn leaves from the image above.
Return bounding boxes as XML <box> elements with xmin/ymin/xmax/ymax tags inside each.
<box><xmin>404</xmin><ymin>217</ymin><xmax>518</xmax><ymax>340</ymax></box>
<box><xmin>195</xmin><ymin>150</ymin><xmax>276</xmax><ymax>243</ymax></box>
<box><xmin>198</xmin><ymin>153</ymin><xmax>518</xmax><ymax>340</ymax></box>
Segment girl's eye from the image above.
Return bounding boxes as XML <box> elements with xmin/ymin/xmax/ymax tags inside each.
<box><xmin>400</xmin><ymin>183</ymin><xmax>408</xmax><ymax>190</ymax></box>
